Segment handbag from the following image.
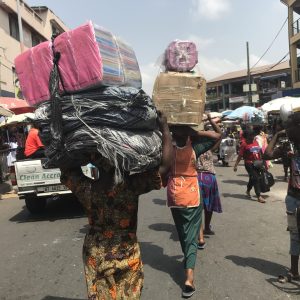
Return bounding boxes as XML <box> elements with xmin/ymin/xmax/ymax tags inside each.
<box><xmin>259</xmin><ymin>169</ymin><xmax>275</xmax><ymax>193</ymax></box>
<box><xmin>265</xmin><ymin>170</ymin><xmax>275</xmax><ymax>187</ymax></box>
<box><xmin>253</xmin><ymin>160</ymin><xmax>264</xmax><ymax>169</ymax></box>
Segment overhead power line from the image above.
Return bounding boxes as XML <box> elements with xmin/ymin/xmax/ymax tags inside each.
<box><xmin>251</xmin><ymin>52</ymin><xmax>289</xmax><ymax>75</ymax></box>
<box><xmin>250</xmin><ymin>17</ymin><xmax>288</xmax><ymax>70</ymax></box>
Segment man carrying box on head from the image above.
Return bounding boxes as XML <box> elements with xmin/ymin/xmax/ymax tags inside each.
<box><xmin>264</xmin><ymin>104</ymin><xmax>300</xmax><ymax>283</ymax></box>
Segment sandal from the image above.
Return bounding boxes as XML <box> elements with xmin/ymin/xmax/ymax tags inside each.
<box><xmin>198</xmin><ymin>241</ymin><xmax>206</xmax><ymax>250</ymax></box>
<box><xmin>182</xmin><ymin>285</ymin><xmax>196</xmax><ymax>298</ymax></box>
<box><xmin>278</xmin><ymin>272</ymin><xmax>300</xmax><ymax>283</ymax></box>
<box><xmin>257</xmin><ymin>197</ymin><xmax>266</xmax><ymax>203</ymax></box>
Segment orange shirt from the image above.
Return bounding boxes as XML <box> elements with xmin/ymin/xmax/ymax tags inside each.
<box><xmin>24</xmin><ymin>128</ymin><xmax>44</xmax><ymax>157</ymax></box>
<box><xmin>167</xmin><ymin>140</ymin><xmax>200</xmax><ymax>208</ymax></box>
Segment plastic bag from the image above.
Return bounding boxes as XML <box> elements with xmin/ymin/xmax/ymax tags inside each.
<box><xmin>36</xmin><ymin>70</ymin><xmax>161</xmax><ymax>183</ymax></box>
<box><xmin>35</xmin><ymin>86</ymin><xmax>157</xmax><ymax>134</ymax></box>
<box><xmin>43</xmin><ymin>124</ymin><xmax>162</xmax><ymax>183</ymax></box>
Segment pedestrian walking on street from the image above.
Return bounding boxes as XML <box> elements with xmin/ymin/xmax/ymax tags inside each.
<box><xmin>254</xmin><ymin>126</ymin><xmax>272</xmax><ymax>170</ymax></box>
<box><xmin>264</xmin><ymin>115</ymin><xmax>300</xmax><ymax>284</ymax></box>
<box><xmin>233</xmin><ymin>128</ymin><xmax>266</xmax><ymax>203</ymax></box>
<box><xmin>167</xmin><ymin>124</ymin><xmax>221</xmax><ymax>298</ymax></box>
<box><xmin>59</xmin><ymin>113</ymin><xmax>173</xmax><ymax>300</ymax></box>
<box><xmin>197</xmin><ymin>115</ymin><xmax>223</xmax><ymax>249</ymax></box>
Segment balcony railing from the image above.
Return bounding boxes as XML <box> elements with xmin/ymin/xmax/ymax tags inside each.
<box><xmin>295</xmin><ymin>68</ymin><xmax>300</xmax><ymax>82</ymax></box>
<box><xmin>293</xmin><ymin>17</ymin><xmax>300</xmax><ymax>35</ymax></box>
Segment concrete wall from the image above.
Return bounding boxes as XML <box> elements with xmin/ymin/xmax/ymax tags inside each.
<box><xmin>0</xmin><ymin>0</ymin><xmax>68</xmax><ymax>96</ymax></box>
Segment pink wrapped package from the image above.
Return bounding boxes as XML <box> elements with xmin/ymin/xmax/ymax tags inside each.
<box><xmin>15</xmin><ymin>21</ymin><xmax>103</xmax><ymax>106</ymax></box>
<box><xmin>15</xmin><ymin>41</ymin><xmax>53</xmax><ymax>106</ymax></box>
<box><xmin>54</xmin><ymin>21</ymin><xmax>103</xmax><ymax>93</ymax></box>
<box><xmin>165</xmin><ymin>40</ymin><xmax>198</xmax><ymax>72</ymax></box>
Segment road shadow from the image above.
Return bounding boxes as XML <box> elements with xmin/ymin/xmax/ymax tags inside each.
<box><xmin>0</xmin><ymin>182</ymin><xmax>13</xmax><ymax>195</ymax></box>
<box><xmin>152</xmin><ymin>198</ymin><xmax>167</xmax><ymax>206</ymax></box>
<box><xmin>222</xmin><ymin>193</ymin><xmax>255</xmax><ymax>201</ymax></box>
<box><xmin>222</xmin><ymin>179</ymin><xmax>247</xmax><ymax>185</ymax></box>
<box><xmin>276</xmin><ymin>175</ymin><xmax>289</xmax><ymax>182</ymax></box>
<box><xmin>140</xmin><ymin>241</ymin><xmax>184</xmax><ymax>288</ymax></box>
<box><xmin>225</xmin><ymin>255</ymin><xmax>287</xmax><ymax>277</ymax></box>
<box><xmin>149</xmin><ymin>223</ymin><xmax>179</xmax><ymax>241</ymax></box>
<box><xmin>266</xmin><ymin>277</ymin><xmax>300</xmax><ymax>295</ymax></box>
<box><xmin>236</xmin><ymin>174</ymin><xmax>249</xmax><ymax>177</ymax></box>
<box><xmin>79</xmin><ymin>224</ymin><xmax>89</xmax><ymax>235</ymax></box>
<box><xmin>42</xmin><ymin>297</ymin><xmax>86</xmax><ymax>300</ymax></box>
<box><xmin>225</xmin><ymin>255</ymin><xmax>300</xmax><ymax>295</ymax></box>
<box><xmin>9</xmin><ymin>196</ymin><xmax>86</xmax><ymax>223</ymax></box>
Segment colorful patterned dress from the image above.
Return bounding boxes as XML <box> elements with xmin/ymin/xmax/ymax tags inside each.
<box><xmin>61</xmin><ymin>168</ymin><xmax>161</xmax><ymax>300</ymax></box>
<box><xmin>197</xmin><ymin>150</ymin><xmax>222</xmax><ymax>213</ymax></box>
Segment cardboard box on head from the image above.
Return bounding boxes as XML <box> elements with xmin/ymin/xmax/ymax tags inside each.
<box><xmin>152</xmin><ymin>72</ymin><xmax>206</xmax><ymax>126</ymax></box>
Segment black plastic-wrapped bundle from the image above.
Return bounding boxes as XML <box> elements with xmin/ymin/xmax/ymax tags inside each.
<box><xmin>43</xmin><ymin>124</ymin><xmax>162</xmax><ymax>182</ymax></box>
<box><xmin>35</xmin><ymin>86</ymin><xmax>157</xmax><ymax>136</ymax></box>
<box><xmin>35</xmin><ymin>82</ymin><xmax>162</xmax><ymax>182</ymax></box>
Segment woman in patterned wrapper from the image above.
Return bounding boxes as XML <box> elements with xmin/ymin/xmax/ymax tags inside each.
<box><xmin>197</xmin><ymin>114</ymin><xmax>223</xmax><ymax>249</ymax></box>
<box><xmin>60</xmin><ymin>112</ymin><xmax>173</xmax><ymax>300</ymax></box>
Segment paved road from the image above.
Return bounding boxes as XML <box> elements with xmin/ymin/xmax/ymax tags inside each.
<box><xmin>0</xmin><ymin>163</ymin><xmax>299</xmax><ymax>300</ymax></box>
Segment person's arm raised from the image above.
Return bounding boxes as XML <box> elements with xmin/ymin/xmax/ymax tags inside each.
<box><xmin>207</xmin><ymin>113</ymin><xmax>222</xmax><ymax>152</ymax></box>
<box><xmin>263</xmin><ymin>130</ymin><xmax>285</xmax><ymax>160</ymax></box>
<box><xmin>157</xmin><ymin>111</ymin><xmax>173</xmax><ymax>180</ymax></box>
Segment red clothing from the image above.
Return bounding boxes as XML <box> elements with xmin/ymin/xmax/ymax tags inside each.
<box><xmin>24</xmin><ymin>128</ymin><xmax>44</xmax><ymax>157</ymax></box>
<box><xmin>239</xmin><ymin>140</ymin><xmax>261</xmax><ymax>164</ymax></box>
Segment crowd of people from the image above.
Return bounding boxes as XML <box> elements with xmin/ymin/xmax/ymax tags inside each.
<box><xmin>1</xmin><ymin>110</ymin><xmax>299</xmax><ymax>299</ymax></box>
<box><xmin>0</xmin><ymin>122</ymin><xmax>45</xmax><ymax>183</ymax></box>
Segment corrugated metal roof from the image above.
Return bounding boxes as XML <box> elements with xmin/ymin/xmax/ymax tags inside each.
<box><xmin>208</xmin><ymin>60</ymin><xmax>290</xmax><ymax>84</ymax></box>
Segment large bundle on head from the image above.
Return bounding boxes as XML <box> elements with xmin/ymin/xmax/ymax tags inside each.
<box><xmin>280</xmin><ymin>101</ymin><xmax>300</xmax><ymax>125</ymax></box>
<box><xmin>15</xmin><ymin>22</ymin><xmax>142</xmax><ymax>106</ymax></box>
<box><xmin>153</xmin><ymin>40</ymin><xmax>205</xmax><ymax>126</ymax></box>
<box><xmin>152</xmin><ymin>72</ymin><xmax>206</xmax><ymax>126</ymax></box>
<box><xmin>163</xmin><ymin>40</ymin><xmax>198</xmax><ymax>72</ymax></box>
<box><xmin>15</xmin><ymin>21</ymin><xmax>160</xmax><ymax>183</ymax></box>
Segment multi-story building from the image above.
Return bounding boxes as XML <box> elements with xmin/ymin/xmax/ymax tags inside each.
<box><xmin>281</xmin><ymin>0</ymin><xmax>300</xmax><ymax>88</ymax></box>
<box><xmin>206</xmin><ymin>1</ymin><xmax>300</xmax><ymax>112</ymax></box>
<box><xmin>0</xmin><ymin>0</ymin><xmax>68</xmax><ymax>97</ymax></box>
<box><xmin>206</xmin><ymin>61</ymin><xmax>295</xmax><ymax>111</ymax></box>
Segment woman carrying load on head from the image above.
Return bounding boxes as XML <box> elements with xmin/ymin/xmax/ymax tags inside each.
<box><xmin>197</xmin><ymin>114</ymin><xmax>223</xmax><ymax>249</ymax></box>
<box><xmin>60</xmin><ymin>112</ymin><xmax>173</xmax><ymax>300</ymax></box>
<box><xmin>167</xmin><ymin>123</ymin><xmax>221</xmax><ymax>298</ymax></box>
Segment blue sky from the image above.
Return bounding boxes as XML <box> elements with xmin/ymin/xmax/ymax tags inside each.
<box><xmin>27</xmin><ymin>0</ymin><xmax>289</xmax><ymax>94</ymax></box>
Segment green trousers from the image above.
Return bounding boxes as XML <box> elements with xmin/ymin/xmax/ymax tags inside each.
<box><xmin>171</xmin><ymin>204</ymin><xmax>203</xmax><ymax>269</ymax></box>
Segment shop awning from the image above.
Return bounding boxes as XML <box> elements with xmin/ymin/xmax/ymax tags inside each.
<box><xmin>260</xmin><ymin>73</ymin><xmax>288</xmax><ymax>80</ymax></box>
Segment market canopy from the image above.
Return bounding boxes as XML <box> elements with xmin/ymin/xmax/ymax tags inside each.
<box><xmin>226</xmin><ymin>105</ymin><xmax>265</xmax><ymax>123</ymax></box>
<box><xmin>0</xmin><ymin>97</ymin><xmax>34</xmax><ymax>114</ymax></box>
<box><xmin>0</xmin><ymin>106</ymin><xmax>14</xmax><ymax>117</ymax></box>
<box><xmin>261</xmin><ymin>96</ymin><xmax>300</xmax><ymax>113</ymax></box>
<box><xmin>221</xmin><ymin>110</ymin><xmax>233</xmax><ymax>117</ymax></box>
<box><xmin>0</xmin><ymin>113</ymin><xmax>35</xmax><ymax>128</ymax></box>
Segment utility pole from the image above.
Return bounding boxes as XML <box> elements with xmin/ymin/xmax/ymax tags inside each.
<box><xmin>16</xmin><ymin>0</ymin><xmax>24</xmax><ymax>53</ymax></box>
<box><xmin>246</xmin><ymin>41</ymin><xmax>252</xmax><ymax>106</ymax></box>
<box><xmin>0</xmin><ymin>55</ymin><xmax>2</xmax><ymax>97</ymax></box>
